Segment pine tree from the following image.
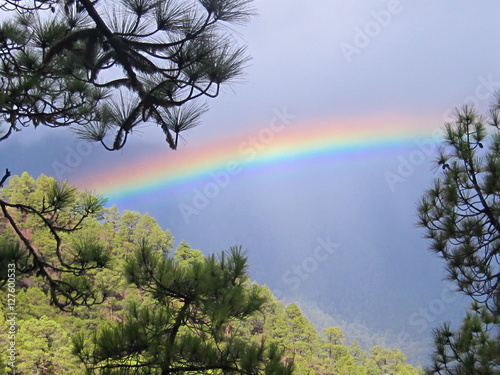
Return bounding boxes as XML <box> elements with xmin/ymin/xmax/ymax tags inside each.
<box><xmin>173</xmin><ymin>240</ymin><xmax>205</xmax><ymax>267</ymax></box>
<box><xmin>286</xmin><ymin>303</ymin><xmax>320</xmax><ymax>357</ymax></box>
<box><xmin>418</xmin><ymin>95</ymin><xmax>500</xmax><ymax>374</ymax></box>
<box><xmin>0</xmin><ymin>0</ymin><xmax>254</xmax><ymax>310</ymax></box>
<box><xmin>0</xmin><ymin>173</ymin><xmax>427</xmax><ymax>375</ymax></box>
<box><xmin>0</xmin><ymin>173</ymin><xmax>109</xmax><ymax>309</ymax></box>
<box><xmin>418</xmin><ymin>100</ymin><xmax>500</xmax><ymax>314</ymax></box>
<box><xmin>350</xmin><ymin>341</ymin><xmax>367</xmax><ymax>366</ymax></box>
<box><xmin>15</xmin><ymin>315</ymin><xmax>83</xmax><ymax>374</ymax></box>
<box><xmin>261</xmin><ymin>287</ymin><xmax>290</xmax><ymax>349</ymax></box>
<box><xmin>370</xmin><ymin>346</ymin><xmax>409</xmax><ymax>374</ymax></box>
<box><xmin>427</xmin><ymin>303</ymin><xmax>500</xmax><ymax>375</ymax></box>
<box><xmin>323</xmin><ymin>326</ymin><xmax>347</xmax><ymax>362</ymax></box>
<box><xmin>0</xmin><ymin>0</ymin><xmax>254</xmax><ymax>151</ymax></box>
<box><xmin>75</xmin><ymin>242</ymin><xmax>293</xmax><ymax>374</ymax></box>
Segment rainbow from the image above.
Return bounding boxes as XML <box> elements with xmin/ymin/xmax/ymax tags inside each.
<box><xmin>75</xmin><ymin>113</ymin><xmax>442</xmax><ymax>202</ymax></box>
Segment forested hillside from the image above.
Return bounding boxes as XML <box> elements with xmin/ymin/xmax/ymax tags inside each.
<box><xmin>0</xmin><ymin>173</ymin><xmax>423</xmax><ymax>374</ymax></box>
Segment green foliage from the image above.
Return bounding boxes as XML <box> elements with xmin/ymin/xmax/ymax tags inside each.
<box><xmin>101</xmin><ymin>207</ymin><xmax>174</xmax><ymax>257</ymax></box>
<box><xmin>285</xmin><ymin>303</ymin><xmax>321</xmax><ymax>361</ymax></box>
<box><xmin>0</xmin><ymin>0</ymin><xmax>254</xmax><ymax>150</ymax></box>
<box><xmin>75</xmin><ymin>243</ymin><xmax>293</xmax><ymax>374</ymax></box>
<box><xmin>0</xmin><ymin>172</ymin><xmax>423</xmax><ymax>374</ymax></box>
<box><xmin>419</xmin><ymin>96</ymin><xmax>500</xmax><ymax>374</ymax></box>
<box><xmin>75</xmin><ymin>247</ymin><xmax>290</xmax><ymax>374</ymax></box>
<box><xmin>15</xmin><ymin>316</ymin><xmax>83</xmax><ymax>374</ymax></box>
<box><xmin>323</xmin><ymin>326</ymin><xmax>347</xmax><ymax>363</ymax></box>
<box><xmin>231</xmin><ymin>294</ymin><xmax>423</xmax><ymax>375</ymax></box>
<box><xmin>0</xmin><ymin>173</ymin><xmax>109</xmax><ymax>309</ymax></box>
<box><xmin>173</xmin><ymin>240</ymin><xmax>205</xmax><ymax>267</ymax></box>
<box><xmin>418</xmin><ymin>99</ymin><xmax>500</xmax><ymax>314</ymax></box>
<box><xmin>428</xmin><ymin>303</ymin><xmax>500</xmax><ymax>375</ymax></box>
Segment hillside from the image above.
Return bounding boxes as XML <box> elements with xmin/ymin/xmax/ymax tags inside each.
<box><xmin>0</xmin><ymin>173</ymin><xmax>424</xmax><ymax>374</ymax></box>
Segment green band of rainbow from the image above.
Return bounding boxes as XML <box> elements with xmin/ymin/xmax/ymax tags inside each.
<box><xmin>76</xmin><ymin>114</ymin><xmax>442</xmax><ymax>201</ymax></box>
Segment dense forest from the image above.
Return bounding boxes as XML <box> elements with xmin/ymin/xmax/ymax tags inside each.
<box><xmin>1</xmin><ymin>0</ymin><xmax>500</xmax><ymax>373</ymax></box>
<box><xmin>0</xmin><ymin>173</ymin><xmax>424</xmax><ymax>374</ymax></box>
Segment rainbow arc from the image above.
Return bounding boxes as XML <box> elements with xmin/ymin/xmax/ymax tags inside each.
<box><xmin>76</xmin><ymin>114</ymin><xmax>440</xmax><ymax>202</ymax></box>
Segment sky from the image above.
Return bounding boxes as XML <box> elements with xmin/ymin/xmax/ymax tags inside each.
<box><xmin>3</xmin><ymin>0</ymin><xmax>500</xmax><ymax>365</ymax></box>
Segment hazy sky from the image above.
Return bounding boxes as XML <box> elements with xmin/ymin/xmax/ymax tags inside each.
<box><xmin>3</xmin><ymin>0</ymin><xmax>500</xmax><ymax>365</ymax></box>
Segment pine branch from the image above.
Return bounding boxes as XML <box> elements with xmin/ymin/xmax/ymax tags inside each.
<box><xmin>0</xmin><ymin>168</ymin><xmax>11</xmax><ymax>187</ymax></box>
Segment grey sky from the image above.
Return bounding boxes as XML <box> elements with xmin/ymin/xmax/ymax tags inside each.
<box><xmin>197</xmin><ymin>1</ymin><xmax>500</xmax><ymax>129</ymax></box>
<box><xmin>2</xmin><ymin>0</ymin><xmax>500</xmax><ymax>365</ymax></box>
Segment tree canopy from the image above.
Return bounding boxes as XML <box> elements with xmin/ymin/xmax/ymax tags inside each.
<box><xmin>0</xmin><ymin>0</ymin><xmax>253</xmax><ymax>150</ymax></box>
<box><xmin>418</xmin><ymin>96</ymin><xmax>500</xmax><ymax>374</ymax></box>
<box><xmin>0</xmin><ymin>172</ymin><xmax>424</xmax><ymax>374</ymax></box>
<box><xmin>0</xmin><ymin>172</ymin><xmax>109</xmax><ymax>310</ymax></box>
<box><xmin>77</xmin><ymin>244</ymin><xmax>293</xmax><ymax>374</ymax></box>
<box><xmin>0</xmin><ymin>0</ymin><xmax>255</xmax><ymax>308</ymax></box>
<box><xmin>418</xmin><ymin>99</ymin><xmax>500</xmax><ymax>314</ymax></box>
